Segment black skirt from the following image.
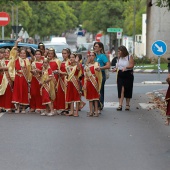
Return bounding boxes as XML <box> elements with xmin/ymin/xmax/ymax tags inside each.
<box><xmin>117</xmin><ymin>70</ymin><xmax>134</xmax><ymax>98</ymax></box>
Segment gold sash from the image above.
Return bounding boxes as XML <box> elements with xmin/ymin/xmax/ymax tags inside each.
<box><xmin>19</xmin><ymin>58</ymin><xmax>31</xmax><ymax>83</ymax></box>
<box><xmin>0</xmin><ymin>60</ymin><xmax>13</xmax><ymax>95</ymax></box>
<box><xmin>66</xmin><ymin>64</ymin><xmax>81</xmax><ymax>94</ymax></box>
<box><xmin>57</xmin><ymin>60</ymin><xmax>69</xmax><ymax>92</ymax></box>
<box><xmin>53</xmin><ymin>59</ymin><xmax>61</xmax><ymax>91</ymax></box>
<box><xmin>84</xmin><ymin>62</ymin><xmax>102</xmax><ymax>96</ymax></box>
<box><xmin>40</xmin><ymin>67</ymin><xmax>55</xmax><ymax>101</ymax></box>
<box><xmin>31</xmin><ymin>61</ymin><xmax>42</xmax><ymax>84</ymax></box>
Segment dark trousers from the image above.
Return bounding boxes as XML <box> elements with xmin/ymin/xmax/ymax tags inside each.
<box><xmin>98</xmin><ymin>71</ymin><xmax>106</xmax><ymax>109</ymax></box>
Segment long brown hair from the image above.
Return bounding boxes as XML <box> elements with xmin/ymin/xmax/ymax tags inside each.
<box><xmin>93</xmin><ymin>42</ymin><xmax>105</xmax><ymax>54</ymax></box>
<box><xmin>118</xmin><ymin>45</ymin><xmax>129</xmax><ymax>57</ymax></box>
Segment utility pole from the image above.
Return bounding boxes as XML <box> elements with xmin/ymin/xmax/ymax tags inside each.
<box><xmin>133</xmin><ymin>0</ymin><xmax>136</xmax><ymax>56</ymax></box>
<box><xmin>11</xmin><ymin>5</ymin><xmax>14</xmax><ymax>39</ymax></box>
<box><xmin>16</xmin><ymin>6</ymin><xmax>18</xmax><ymax>39</ymax></box>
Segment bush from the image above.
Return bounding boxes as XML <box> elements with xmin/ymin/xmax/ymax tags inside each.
<box><xmin>134</xmin><ymin>56</ymin><xmax>151</xmax><ymax>64</ymax></box>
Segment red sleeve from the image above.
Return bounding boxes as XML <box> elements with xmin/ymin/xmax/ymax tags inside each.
<box><xmin>48</xmin><ymin>68</ymin><xmax>53</xmax><ymax>76</ymax></box>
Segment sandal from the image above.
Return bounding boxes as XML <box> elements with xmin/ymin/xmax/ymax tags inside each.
<box><xmin>93</xmin><ymin>112</ymin><xmax>99</xmax><ymax>117</ymax></box>
<box><xmin>47</xmin><ymin>112</ymin><xmax>55</xmax><ymax>116</ymax></box>
<box><xmin>79</xmin><ymin>102</ymin><xmax>86</xmax><ymax>110</ymax></box>
<box><xmin>117</xmin><ymin>105</ymin><xmax>122</xmax><ymax>111</ymax></box>
<box><xmin>74</xmin><ymin>114</ymin><xmax>79</xmax><ymax>117</ymax></box>
<box><xmin>41</xmin><ymin>112</ymin><xmax>47</xmax><ymax>116</ymax></box>
<box><xmin>125</xmin><ymin>105</ymin><xmax>130</xmax><ymax>111</ymax></box>
<box><xmin>65</xmin><ymin>112</ymin><xmax>74</xmax><ymax>116</ymax></box>
<box><xmin>15</xmin><ymin>110</ymin><xmax>20</xmax><ymax>113</ymax></box>
<box><xmin>87</xmin><ymin>112</ymin><xmax>93</xmax><ymax>117</ymax></box>
<box><xmin>165</xmin><ymin>119</ymin><xmax>170</xmax><ymax>126</ymax></box>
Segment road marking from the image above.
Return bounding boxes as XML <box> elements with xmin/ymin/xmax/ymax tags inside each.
<box><xmin>0</xmin><ymin>113</ymin><xmax>5</xmax><ymax>118</ymax></box>
<box><xmin>138</xmin><ymin>103</ymin><xmax>156</xmax><ymax>109</ymax></box>
<box><xmin>105</xmin><ymin>83</ymin><xmax>167</xmax><ymax>87</ymax></box>
<box><xmin>104</xmin><ymin>102</ymin><xmax>156</xmax><ymax>110</ymax></box>
<box><xmin>104</xmin><ymin>102</ymin><xmax>119</xmax><ymax>108</ymax></box>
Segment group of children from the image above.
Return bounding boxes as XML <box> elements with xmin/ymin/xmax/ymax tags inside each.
<box><xmin>0</xmin><ymin>39</ymin><xmax>102</xmax><ymax>117</ymax></box>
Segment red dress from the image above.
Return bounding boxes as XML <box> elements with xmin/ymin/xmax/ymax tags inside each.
<box><xmin>1</xmin><ymin>60</ymin><xmax>15</xmax><ymax>110</ymax></box>
<box><xmin>41</xmin><ymin>68</ymin><xmax>53</xmax><ymax>105</ymax></box>
<box><xmin>49</xmin><ymin>59</ymin><xmax>60</xmax><ymax>109</ymax></box>
<box><xmin>84</xmin><ymin>64</ymin><xmax>100</xmax><ymax>101</ymax></box>
<box><xmin>165</xmin><ymin>80</ymin><xmax>170</xmax><ymax>118</ymax></box>
<box><xmin>65</xmin><ymin>65</ymin><xmax>81</xmax><ymax>103</ymax></box>
<box><xmin>12</xmin><ymin>58</ymin><xmax>30</xmax><ymax>105</ymax></box>
<box><xmin>0</xmin><ymin>69</ymin><xmax>4</xmax><ymax>109</ymax></box>
<box><xmin>30</xmin><ymin>61</ymin><xmax>45</xmax><ymax>110</ymax></box>
<box><xmin>55</xmin><ymin>61</ymin><xmax>68</xmax><ymax>110</ymax></box>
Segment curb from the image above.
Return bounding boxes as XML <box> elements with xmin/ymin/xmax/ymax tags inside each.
<box><xmin>150</xmin><ymin>89</ymin><xmax>167</xmax><ymax>103</ymax></box>
<box><xmin>134</xmin><ymin>69</ymin><xmax>168</xmax><ymax>74</ymax></box>
<box><xmin>142</xmin><ymin>81</ymin><xmax>167</xmax><ymax>84</ymax></box>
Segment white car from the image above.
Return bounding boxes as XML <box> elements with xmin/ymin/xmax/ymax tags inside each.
<box><xmin>44</xmin><ymin>42</ymin><xmax>70</xmax><ymax>61</ymax></box>
<box><xmin>51</xmin><ymin>37</ymin><xmax>67</xmax><ymax>43</ymax></box>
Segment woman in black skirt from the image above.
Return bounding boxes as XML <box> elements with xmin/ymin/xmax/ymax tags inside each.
<box><xmin>113</xmin><ymin>46</ymin><xmax>134</xmax><ymax>111</ymax></box>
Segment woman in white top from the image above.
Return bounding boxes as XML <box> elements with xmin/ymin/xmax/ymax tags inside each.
<box><xmin>115</xmin><ymin>45</ymin><xmax>134</xmax><ymax>111</ymax></box>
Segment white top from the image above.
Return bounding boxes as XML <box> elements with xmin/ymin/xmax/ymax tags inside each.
<box><xmin>117</xmin><ymin>55</ymin><xmax>131</xmax><ymax>70</ymax></box>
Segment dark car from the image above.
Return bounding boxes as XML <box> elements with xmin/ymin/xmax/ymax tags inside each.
<box><xmin>0</xmin><ymin>40</ymin><xmax>38</xmax><ymax>56</ymax></box>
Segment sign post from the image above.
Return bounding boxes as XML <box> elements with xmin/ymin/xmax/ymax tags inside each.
<box><xmin>107</xmin><ymin>28</ymin><xmax>123</xmax><ymax>50</ymax></box>
<box><xmin>0</xmin><ymin>12</ymin><xmax>10</xmax><ymax>40</ymax></box>
<box><xmin>151</xmin><ymin>40</ymin><xmax>167</xmax><ymax>81</ymax></box>
<box><xmin>107</xmin><ymin>28</ymin><xmax>123</xmax><ymax>33</ymax></box>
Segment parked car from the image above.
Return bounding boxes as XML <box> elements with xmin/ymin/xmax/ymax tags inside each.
<box><xmin>0</xmin><ymin>40</ymin><xmax>38</xmax><ymax>57</ymax></box>
<box><xmin>51</xmin><ymin>37</ymin><xmax>67</xmax><ymax>43</ymax></box>
<box><xmin>44</xmin><ymin>42</ymin><xmax>70</xmax><ymax>61</ymax></box>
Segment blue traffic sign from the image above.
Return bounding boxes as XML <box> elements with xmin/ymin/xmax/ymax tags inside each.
<box><xmin>151</xmin><ymin>40</ymin><xmax>167</xmax><ymax>56</ymax></box>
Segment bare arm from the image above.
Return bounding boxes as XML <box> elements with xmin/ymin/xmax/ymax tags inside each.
<box><xmin>126</xmin><ymin>55</ymin><xmax>134</xmax><ymax>69</ymax></box>
<box><xmin>14</xmin><ymin>38</ymin><xmax>22</xmax><ymax>49</ymax></box>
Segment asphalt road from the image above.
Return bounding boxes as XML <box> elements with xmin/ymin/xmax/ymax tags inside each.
<box><xmin>0</xmin><ymin>73</ymin><xmax>170</xmax><ymax>170</ymax></box>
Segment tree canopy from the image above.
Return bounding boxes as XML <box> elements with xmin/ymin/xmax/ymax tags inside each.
<box><xmin>0</xmin><ymin>0</ymin><xmax>169</xmax><ymax>40</ymax></box>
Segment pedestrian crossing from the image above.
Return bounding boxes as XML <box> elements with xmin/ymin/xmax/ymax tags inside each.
<box><xmin>104</xmin><ymin>102</ymin><xmax>156</xmax><ymax>109</ymax></box>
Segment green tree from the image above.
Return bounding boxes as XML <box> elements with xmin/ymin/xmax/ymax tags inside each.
<box><xmin>122</xmin><ymin>0</ymin><xmax>146</xmax><ymax>36</ymax></box>
<box><xmin>58</xmin><ymin>1</ymin><xmax>78</xmax><ymax>31</ymax></box>
<box><xmin>80</xmin><ymin>0</ymin><xmax>124</xmax><ymax>34</ymax></box>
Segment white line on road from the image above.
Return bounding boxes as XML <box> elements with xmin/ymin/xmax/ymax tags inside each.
<box><xmin>105</xmin><ymin>83</ymin><xmax>167</xmax><ymax>87</ymax></box>
<box><xmin>0</xmin><ymin>113</ymin><xmax>5</xmax><ymax>118</ymax></box>
<box><xmin>0</xmin><ymin>17</ymin><xmax>8</xmax><ymax>21</ymax></box>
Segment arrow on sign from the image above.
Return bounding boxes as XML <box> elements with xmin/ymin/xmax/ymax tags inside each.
<box><xmin>155</xmin><ymin>44</ymin><xmax>163</xmax><ymax>52</ymax></box>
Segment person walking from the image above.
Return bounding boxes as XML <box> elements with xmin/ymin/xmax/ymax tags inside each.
<box><xmin>65</xmin><ymin>53</ymin><xmax>81</xmax><ymax>117</ymax></box>
<box><xmin>30</xmin><ymin>49</ymin><xmax>45</xmax><ymax>113</ymax></box>
<box><xmin>0</xmin><ymin>48</ymin><xmax>15</xmax><ymax>112</ymax></box>
<box><xmin>165</xmin><ymin>73</ymin><xmax>170</xmax><ymax>125</ymax></box>
<box><xmin>40</xmin><ymin>58</ymin><xmax>55</xmax><ymax>116</ymax></box>
<box><xmin>84</xmin><ymin>51</ymin><xmax>102</xmax><ymax>117</ymax></box>
<box><xmin>56</xmin><ymin>48</ymin><xmax>70</xmax><ymax>114</ymax></box>
<box><xmin>47</xmin><ymin>48</ymin><xmax>61</xmax><ymax>114</ymax></box>
<box><xmin>113</xmin><ymin>45</ymin><xmax>134</xmax><ymax>111</ymax></box>
<box><xmin>12</xmin><ymin>39</ymin><xmax>32</xmax><ymax>113</ymax></box>
<box><xmin>93</xmin><ymin>42</ymin><xmax>110</xmax><ymax>113</ymax></box>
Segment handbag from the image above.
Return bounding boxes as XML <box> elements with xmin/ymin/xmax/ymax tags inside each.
<box><xmin>105</xmin><ymin>69</ymin><xmax>109</xmax><ymax>80</ymax></box>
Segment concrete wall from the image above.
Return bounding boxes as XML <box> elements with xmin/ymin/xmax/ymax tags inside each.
<box><xmin>146</xmin><ymin>0</ymin><xmax>170</xmax><ymax>59</ymax></box>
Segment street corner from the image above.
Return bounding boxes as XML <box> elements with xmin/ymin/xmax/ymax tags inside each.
<box><xmin>146</xmin><ymin>89</ymin><xmax>167</xmax><ymax>103</ymax></box>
